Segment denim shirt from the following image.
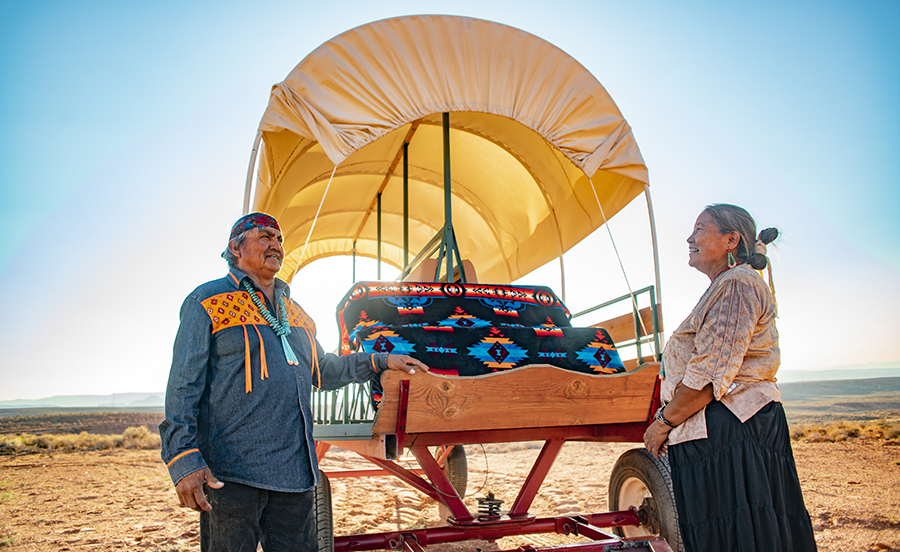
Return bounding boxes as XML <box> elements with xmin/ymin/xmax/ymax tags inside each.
<box><xmin>160</xmin><ymin>268</ymin><xmax>388</xmax><ymax>492</ymax></box>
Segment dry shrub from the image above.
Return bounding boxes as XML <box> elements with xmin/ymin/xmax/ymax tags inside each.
<box><xmin>791</xmin><ymin>419</ymin><xmax>900</xmax><ymax>442</ymax></box>
<box><xmin>9</xmin><ymin>435</ymin><xmax>40</xmax><ymax>449</ymax></box>
<box><xmin>53</xmin><ymin>434</ymin><xmax>76</xmax><ymax>451</ymax></box>
<box><xmin>825</xmin><ymin>427</ymin><xmax>849</xmax><ymax>442</ymax></box>
<box><xmin>123</xmin><ymin>426</ymin><xmax>161</xmax><ymax>449</ymax></box>
<box><xmin>789</xmin><ymin>426</ymin><xmax>807</xmax><ymax>440</ymax></box>
<box><xmin>90</xmin><ymin>436</ymin><xmax>119</xmax><ymax>450</ymax></box>
<box><xmin>0</xmin><ymin>426</ymin><xmax>159</xmax><ymax>454</ymax></box>
<box><xmin>793</xmin><ymin>426</ymin><xmax>826</xmax><ymax>442</ymax></box>
<box><xmin>884</xmin><ymin>422</ymin><xmax>900</xmax><ymax>440</ymax></box>
<box><xmin>32</xmin><ymin>435</ymin><xmax>54</xmax><ymax>449</ymax></box>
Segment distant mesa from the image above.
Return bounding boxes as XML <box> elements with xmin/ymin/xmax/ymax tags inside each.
<box><xmin>777</xmin><ymin>364</ymin><xmax>899</xmax><ymax>383</ymax></box>
<box><xmin>0</xmin><ymin>393</ymin><xmax>164</xmax><ymax>409</ymax></box>
<box><xmin>126</xmin><ymin>395</ymin><xmax>164</xmax><ymax>407</ymax></box>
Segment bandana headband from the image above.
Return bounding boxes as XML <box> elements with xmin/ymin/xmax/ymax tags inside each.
<box><xmin>230</xmin><ymin>213</ymin><xmax>281</xmax><ymax>242</ymax></box>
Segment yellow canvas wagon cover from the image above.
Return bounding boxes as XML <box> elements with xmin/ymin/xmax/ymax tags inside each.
<box><xmin>247</xmin><ymin>15</ymin><xmax>649</xmax><ymax>285</ymax></box>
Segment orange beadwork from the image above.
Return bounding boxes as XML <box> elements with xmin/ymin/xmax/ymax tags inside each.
<box><xmin>200</xmin><ymin>291</ymin><xmax>320</xmax><ymax>393</ymax></box>
<box><xmin>200</xmin><ymin>292</ymin><xmax>316</xmax><ymax>334</ymax></box>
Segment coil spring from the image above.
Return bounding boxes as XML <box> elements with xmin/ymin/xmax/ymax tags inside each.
<box><xmin>476</xmin><ymin>492</ymin><xmax>503</xmax><ymax>517</ymax></box>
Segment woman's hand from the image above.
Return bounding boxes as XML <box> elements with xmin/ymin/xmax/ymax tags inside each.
<box><xmin>643</xmin><ymin>420</ymin><xmax>671</xmax><ymax>459</ymax></box>
<box><xmin>644</xmin><ymin>383</ymin><xmax>714</xmax><ymax>458</ymax></box>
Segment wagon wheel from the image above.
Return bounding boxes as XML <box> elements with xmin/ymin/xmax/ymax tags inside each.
<box><xmin>314</xmin><ymin>469</ymin><xmax>334</xmax><ymax>552</ymax></box>
<box><xmin>608</xmin><ymin>448</ymin><xmax>683</xmax><ymax>552</ymax></box>
<box><xmin>440</xmin><ymin>445</ymin><xmax>468</xmax><ymax>497</ymax></box>
<box><xmin>437</xmin><ymin>445</ymin><xmax>468</xmax><ymax>521</ymax></box>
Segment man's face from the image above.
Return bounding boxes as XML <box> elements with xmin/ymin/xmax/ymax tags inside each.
<box><xmin>232</xmin><ymin>226</ymin><xmax>284</xmax><ymax>278</ymax></box>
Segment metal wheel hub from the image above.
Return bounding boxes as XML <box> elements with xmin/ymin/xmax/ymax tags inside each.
<box><xmin>637</xmin><ymin>496</ymin><xmax>660</xmax><ymax>534</ymax></box>
<box><xmin>617</xmin><ymin>476</ymin><xmax>658</xmax><ymax>537</ymax></box>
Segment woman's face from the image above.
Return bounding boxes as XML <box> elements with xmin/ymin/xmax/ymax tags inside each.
<box><xmin>687</xmin><ymin>211</ymin><xmax>739</xmax><ymax>279</ymax></box>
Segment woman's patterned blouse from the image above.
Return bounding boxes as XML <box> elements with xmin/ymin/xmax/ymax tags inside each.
<box><xmin>662</xmin><ymin>264</ymin><xmax>782</xmax><ymax>445</ymax></box>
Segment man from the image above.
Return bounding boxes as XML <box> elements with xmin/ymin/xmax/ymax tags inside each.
<box><xmin>160</xmin><ymin>213</ymin><xmax>428</xmax><ymax>551</ymax></box>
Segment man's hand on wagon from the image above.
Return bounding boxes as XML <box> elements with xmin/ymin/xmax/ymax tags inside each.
<box><xmin>386</xmin><ymin>354</ymin><xmax>429</xmax><ymax>374</ymax></box>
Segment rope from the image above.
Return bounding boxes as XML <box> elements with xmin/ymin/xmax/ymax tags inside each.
<box><xmin>292</xmin><ymin>165</ymin><xmax>338</xmax><ymax>281</ymax></box>
<box><xmin>587</xmin><ymin>177</ymin><xmax>652</xmax><ymax>345</ymax></box>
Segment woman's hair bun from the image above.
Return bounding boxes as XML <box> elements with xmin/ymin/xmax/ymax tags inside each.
<box><xmin>758</xmin><ymin>227</ymin><xmax>779</xmax><ymax>245</ymax></box>
<box><xmin>749</xmin><ymin>227</ymin><xmax>778</xmax><ymax>269</ymax></box>
<box><xmin>749</xmin><ymin>253</ymin><xmax>768</xmax><ymax>270</ymax></box>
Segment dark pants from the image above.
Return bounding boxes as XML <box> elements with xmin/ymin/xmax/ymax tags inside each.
<box><xmin>200</xmin><ymin>481</ymin><xmax>316</xmax><ymax>552</ymax></box>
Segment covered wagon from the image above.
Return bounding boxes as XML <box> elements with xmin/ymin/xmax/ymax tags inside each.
<box><xmin>243</xmin><ymin>15</ymin><xmax>679</xmax><ymax>552</ymax></box>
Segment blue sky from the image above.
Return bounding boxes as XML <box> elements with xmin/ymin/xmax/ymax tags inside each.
<box><xmin>0</xmin><ymin>1</ymin><xmax>898</xmax><ymax>400</ymax></box>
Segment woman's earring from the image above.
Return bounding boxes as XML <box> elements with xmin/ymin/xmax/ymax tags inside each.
<box><xmin>727</xmin><ymin>252</ymin><xmax>737</xmax><ymax>268</ymax></box>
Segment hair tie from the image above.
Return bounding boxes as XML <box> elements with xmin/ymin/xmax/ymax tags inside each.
<box><xmin>755</xmin><ymin>239</ymin><xmax>767</xmax><ymax>256</ymax></box>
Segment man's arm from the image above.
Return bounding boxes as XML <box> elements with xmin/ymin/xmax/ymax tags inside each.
<box><xmin>313</xmin><ymin>336</ymin><xmax>428</xmax><ymax>390</ymax></box>
<box><xmin>158</xmin><ymin>296</ymin><xmax>223</xmax><ymax>510</ymax></box>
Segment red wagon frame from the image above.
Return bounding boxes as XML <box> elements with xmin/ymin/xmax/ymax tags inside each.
<box><xmin>312</xmin><ymin>355</ymin><xmax>672</xmax><ymax>552</ymax></box>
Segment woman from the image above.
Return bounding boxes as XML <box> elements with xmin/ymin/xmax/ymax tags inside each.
<box><xmin>643</xmin><ymin>204</ymin><xmax>816</xmax><ymax>552</ymax></box>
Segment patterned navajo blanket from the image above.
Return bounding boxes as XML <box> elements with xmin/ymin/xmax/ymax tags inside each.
<box><xmin>336</xmin><ymin>282</ymin><xmax>625</xmax><ymax>377</ymax></box>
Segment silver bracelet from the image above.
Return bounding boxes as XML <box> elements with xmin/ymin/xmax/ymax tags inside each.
<box><xmin>654</xmin><ymin>405</ymin><xmax>677</xmax><ymax>428</ymax></box>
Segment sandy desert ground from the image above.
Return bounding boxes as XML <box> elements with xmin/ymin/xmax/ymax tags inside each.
<box><xmin>1</xmin><ymin>439</ymin><xmax>898</xmax><ymax>551</ymax></box>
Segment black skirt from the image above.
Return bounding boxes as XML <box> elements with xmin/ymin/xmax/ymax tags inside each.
<box><xmin>668</xmin><ymin>401</ymin><xmax>817</xmax><ymax>552</ymax></box>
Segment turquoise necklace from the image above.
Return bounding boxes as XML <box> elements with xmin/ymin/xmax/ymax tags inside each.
<box><xmin>241</xmin><ymin>279</ymin><xmax>300</xmax><ymax>366</ymax></box>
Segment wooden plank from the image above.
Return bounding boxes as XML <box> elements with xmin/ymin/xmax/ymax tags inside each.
<box><xmin>590</xmin><ymin>305</ymin><xmax>660</xmax><ymax>345</ymax></box>
<box><xmin>371</xmin><ymin>363</ymin><xmax>659</xmax><ymax>435</ymax></box>
<box><xmin>319</xmin><ymin>434</ymin><xmax>391</xmax><ymax>459</ymax></box>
